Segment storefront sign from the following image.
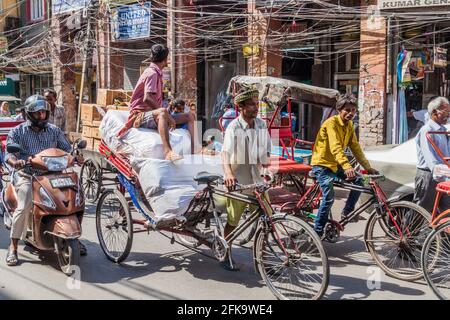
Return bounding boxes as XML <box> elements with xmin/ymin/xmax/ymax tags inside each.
<box><xmin>434</xmin><ymin>47</ymin><xmax>447</xmax><ymax>68</ymax></box>
<box><xmin>380</xmin><ymin>0</ymin><xmax>450</xmax><ymax>10</ymax></box>
<box><xmin>52</xmin><ymin>0</ymin><xmax>91</xmax><ymax>15</ymax></box>
<box><xmin>111</xmin><ymin>2</ymin><xmax>151</xmax><ymax>41</ymax></box>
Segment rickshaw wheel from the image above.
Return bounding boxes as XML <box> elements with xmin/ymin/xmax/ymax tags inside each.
<box><xmin>254</xmin><ymin>214</ymin><xmax>329</xmax><ymax>300</ymax></box>
<box><xmin>365</xmin><ymin>201</ymin><xmax>431</xmax><ymax>281</ymax></box>
<box><xmin>96</xmin><ymin>189</ymin><xmax>133</xmax><ymax>263</ymax></box>
<box><xmin>80</xmin><ymin>159</ymin><xmax>102</xmax><ymax>203</ymax></box>
<box><xmin>422</xmin><ymin>220</ymin><xmax>450</xmax><ymax>300</ymax></box>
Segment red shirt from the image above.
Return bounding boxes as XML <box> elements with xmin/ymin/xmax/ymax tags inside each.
<box><xmin>130</xmin><ymin>63</ymin><xmax>163</xmax><ymax>112</ymax></box>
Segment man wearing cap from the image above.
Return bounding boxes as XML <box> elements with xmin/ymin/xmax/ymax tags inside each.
<box><xmin>221</xmin><ymin>86</ymin><xmax>271</xmax><ymax>271</ymax></box>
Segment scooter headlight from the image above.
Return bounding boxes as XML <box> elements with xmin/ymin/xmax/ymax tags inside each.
<box><xmin>42</xmin><ymin>156</ymin><xmax>69</xmax><ymax>171</ymax></box>
<box><xmin>39</xmin><ymin>187</ymin><xmax>56</xmax><ymax>209</ymax></box>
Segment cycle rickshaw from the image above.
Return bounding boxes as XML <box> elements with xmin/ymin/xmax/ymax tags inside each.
<box><xmin>91</xmin><ymin>137</ymin><xmax>330</xmax><ymax>300</ymax></box>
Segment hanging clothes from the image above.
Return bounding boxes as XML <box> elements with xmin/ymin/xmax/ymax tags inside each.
<box><xmin>398</xmin><ymin>88</ymin><xmax>409</xmax><ymax>144</ymax></box>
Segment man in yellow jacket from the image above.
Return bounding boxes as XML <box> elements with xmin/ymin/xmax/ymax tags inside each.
<box><xmin>311</xmin><ymin>93</ymin><xmax>378</xmax><ymax>238</ymax></box>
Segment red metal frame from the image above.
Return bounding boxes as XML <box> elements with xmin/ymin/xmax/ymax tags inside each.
<box><xmin>220</xmin><ymin>84</ymin><xmax>315</xmax><ymax>163</ymax></box>
<box><xmin>425</xmin><ymin>131</ymin><xmax>450</xmax><ymax>225</ymax></box>
<box><xmin>0</xmin><ymin>120</ymin><xmax>25</xmax><ymax>152</ymax></box>
<box><xmin>98</xmin><ymin>140</ymin><xmax>137</xmax><ymax>181</ymax></box>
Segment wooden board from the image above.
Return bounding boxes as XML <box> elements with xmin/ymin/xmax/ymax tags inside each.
<box><xmin>97</xmin><ymin>89</ymin><xmax>134</xmax><ymax>106</ymax></box>
<box><xmin>81</xmin><ymin>104</ymin><xmax>102</xmax><ymax>122</ymax></box>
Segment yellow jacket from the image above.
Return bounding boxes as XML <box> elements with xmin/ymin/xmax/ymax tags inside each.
<box><xmin>311</xmin><ymin>115</ymin><xmax>371</xmax><ymax>172</ymax></box>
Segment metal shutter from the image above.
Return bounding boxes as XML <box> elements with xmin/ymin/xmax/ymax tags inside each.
<box><xmin>123</xmin><ymin>53</ymin><xmax>147</xmax><ymax>90</ymax></box>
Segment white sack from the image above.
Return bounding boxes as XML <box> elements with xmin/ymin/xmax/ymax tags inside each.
<box><xmin>99</xmin><ymin>110</ymin><xmax>191</xmax><ymax>159</ymax></box>
<box><xmin>134</xmin><ymin>154</ymin><xmax>223</xmax><ymax>220</ymax></box>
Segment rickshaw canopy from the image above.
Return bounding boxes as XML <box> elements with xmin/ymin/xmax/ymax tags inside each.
<box><xmin>227</xmin><ymin>76</ymin><xmax>340</xmax><ymax>108</ymax></box>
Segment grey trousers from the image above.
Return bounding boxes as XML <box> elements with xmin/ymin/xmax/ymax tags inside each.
<box><xmin>10</xmin><ymin>173</ymin><xmax>33</xmax><ymax>240</ymax></box>
<box><xmin>414</xmin><ymin>169</ymin><xmax>450</xmax><ymax>214</ymax></box>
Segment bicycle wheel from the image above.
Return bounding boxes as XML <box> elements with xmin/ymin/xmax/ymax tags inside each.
<box><xmin>80</xmin><ymin>159</ymin><xmax>102</xmax><ymax>203</ymax></box>
<box><xmin>96</xmin><ymin>189</ymin><xmax>133</xmax><ymax>263</ymax></box>
<box><xmin>422</xmin><ymin>221</ymin><xmax>450</xmax><ymax>300</ymax></box>
<box><xmin>365</xmin><ymin>201</ymin><xmax>431</xmax><ymax>281</ymax></box>
<box><xmin>254</xmin><ymin>214</ymin><xmax>329</xmax><ymax>300</ymax></box>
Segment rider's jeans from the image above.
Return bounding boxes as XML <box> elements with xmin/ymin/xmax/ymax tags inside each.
<box><xmin>10</xmin><ymin>173</ymin><xmax>32</xmax><ymax>240</ymax></box>
<box><xmin>312</xmin><ymin>165</ymin><xmax>364</xmax><ymax>236</ymax></box>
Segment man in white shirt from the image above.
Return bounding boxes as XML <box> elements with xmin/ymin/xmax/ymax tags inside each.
<box><xmin>221</xmin><ymin>86</ymin><xmax>271</xmax><ymax>270</ymax></box>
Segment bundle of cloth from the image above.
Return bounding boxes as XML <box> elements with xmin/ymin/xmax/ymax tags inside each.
<box><xmin>100</xmin><ymin>110</ymin><xmax>223</xmax><ymax>223</ymax></box>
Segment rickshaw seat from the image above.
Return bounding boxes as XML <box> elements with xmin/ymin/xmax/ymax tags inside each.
<box><xmin>437</xmin><ymin>181</ymin><xmax>450</xmax><ymax>194</ymax></box>
<box><xmin>268</xmin><ymin>156</ymin><xmax>311</xmax><ymax>174</ymax></box>
<box><xmin>268</xmin><ymin>186</ymin><xmax>301</xmax><ymax>204</ymax></box>
<box><xmin>268</xmin><ymin>163</ymin><xmax>312</xmax><ymax>174</ymax></box>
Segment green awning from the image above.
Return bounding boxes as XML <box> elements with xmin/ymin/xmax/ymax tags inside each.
<box><xmin>0</xmin><ymin>78</ymin><xmax>16</xmax><ymax>96</ymax></box>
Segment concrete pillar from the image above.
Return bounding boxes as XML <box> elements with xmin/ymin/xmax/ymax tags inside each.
<box><xmin>247</xmin><ymin>0</ymin><xmax>282</xmax><ymax>77</ymax></box>
<box><xmin>358</xmin><ymin>0</ymin><xmax>387</xmax><ymax>147</ymax></box>
<box><xmin>172</xmin><ymin>0</ymin><xmax>197</xmax><ymax>103</ymax></box>
<box><xmin>50</xmin><ymin>16</ymin><xmax>77</xmax><ymax>132</ymax></box>
<box><xmin>97</xmin><ymin>16</ymin><xmax>124</xmax><ymax>89</ymax></box>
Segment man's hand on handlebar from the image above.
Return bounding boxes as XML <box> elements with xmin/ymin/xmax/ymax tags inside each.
<box><xmin>344</xmin><ymin>167</ymin><xmax>356</xmax><ymax>180</ymax></box>
<box><xmin>224</xmin><ymin>173</ymin><xmax>238</xmax><ymax>191</ymax></box>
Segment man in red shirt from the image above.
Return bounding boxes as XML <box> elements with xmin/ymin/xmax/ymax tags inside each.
<box><xmin>119</xmin><ymin>44</ymin><xmax>196</xmax><ymax>161</ymax></box>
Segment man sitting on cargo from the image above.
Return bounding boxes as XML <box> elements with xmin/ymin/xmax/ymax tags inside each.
<box><xmin>118</xmin><ymin>44</ymin><xmax>197</xmax><ymax>161</ymax></box>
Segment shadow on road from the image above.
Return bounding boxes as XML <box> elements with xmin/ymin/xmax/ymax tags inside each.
<box><xmin>77</xmin><ymin>236</ymin><xmax>265</xmax><ymax>291</ymax></box>
<box><xmin>325</xmin><ymin>273</ymin><xmax>426</xmax><ymax>299</ymax></box>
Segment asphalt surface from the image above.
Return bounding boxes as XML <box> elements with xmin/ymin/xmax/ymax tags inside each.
<box><xmin>0</xmin><ymin>189</ymin><xmax>438</xmax><ymax>300</ymax></box>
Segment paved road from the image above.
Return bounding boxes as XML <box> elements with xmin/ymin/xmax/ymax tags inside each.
<box><xmin>0</xmin><ymin>192</ymin><xmax>437</xmax><ymax>300</ymax></box>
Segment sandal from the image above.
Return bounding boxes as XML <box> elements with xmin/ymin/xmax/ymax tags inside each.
<box><xmin>6</xmin><ymin>250</ymin><xmax>18</xmax><ymax>266</ymax></box>
<box><xmin>165</xmin><ymin>151</ymin><xmax>183</xmax><ymax>162</ymax></box>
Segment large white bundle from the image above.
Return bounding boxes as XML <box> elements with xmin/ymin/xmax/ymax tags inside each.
<box><xmin>99</xmin><ymin>110</ymin><xmax>191</xmax><ymax>159</ymax></box>
<box><xmin>132</xmin><ymin>154</ymin><xmax>223</xmax><ymax>221</ymax></box>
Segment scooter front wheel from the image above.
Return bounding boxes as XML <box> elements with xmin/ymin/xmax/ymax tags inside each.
<box><xmin>54</xmin><ymin>237</ymin><xmax>80</xmax><ymax>276</ymax></box>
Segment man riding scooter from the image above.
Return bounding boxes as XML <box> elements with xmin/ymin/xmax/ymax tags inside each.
<box><xmin>5</xmin><ymin>94</ymin><xmax>85</xmax><ymax>267</ymax></box>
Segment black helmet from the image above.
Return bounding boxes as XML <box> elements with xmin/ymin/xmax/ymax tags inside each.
<box><xmin>24</xmin><ymin>94</ymin><xmax>50</xmax><ymax>129</ymax></box>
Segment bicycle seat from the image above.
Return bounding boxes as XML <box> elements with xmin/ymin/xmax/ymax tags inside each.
<box><xmin>194</xmin><ymin>172</ymin><xmax>222</xmax><ymax>184</ymax></box>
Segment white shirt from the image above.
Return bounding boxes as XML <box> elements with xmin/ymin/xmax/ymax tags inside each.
<box><xmin>222</xmin><ymin>115</ymin><xmax>272</xmax><ymax>185</ymax></box>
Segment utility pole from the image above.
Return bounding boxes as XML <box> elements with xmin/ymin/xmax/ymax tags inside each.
<box><xmin>76</xmin><ymin>0</ymin><xmax>98</xmax><ymax>133</ymax></box>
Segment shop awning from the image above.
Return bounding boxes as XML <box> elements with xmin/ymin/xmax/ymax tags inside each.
<box><xmin>0</xmin><ymin>95</ymin><xmax>21</xmax><ymax>102</ymax></box>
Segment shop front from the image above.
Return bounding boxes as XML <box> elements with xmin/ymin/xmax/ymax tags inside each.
<box><xmin>382</xmin><ymin>2</ymin><xmax>450</xmax><ymax>143</ymax></box>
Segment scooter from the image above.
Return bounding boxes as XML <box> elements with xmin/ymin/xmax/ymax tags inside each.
<box><xmin>2</xmin><ymin>139</ymin><xmax>86</xmax><ymax>275</ymax></box>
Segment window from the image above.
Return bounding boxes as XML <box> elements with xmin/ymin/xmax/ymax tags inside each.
<box><xmin>30</xmin><ymin>0</ymin><xmax>44</xmax><ymax>21</ymax></box>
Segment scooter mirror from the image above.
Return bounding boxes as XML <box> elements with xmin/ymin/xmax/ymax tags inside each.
<box><xmin>77</xmin><ymin>139</ymin><xmax>87</xmax><ymax>150</ymax></box>
<box><xmin>6</xmin><ymin>143</ymin><xmax>23</xmax><ymax>154</ymax></box>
